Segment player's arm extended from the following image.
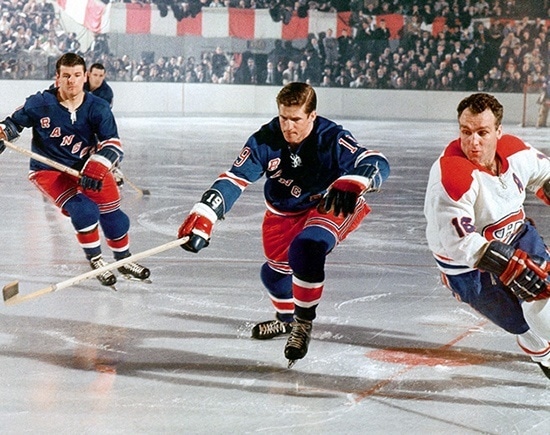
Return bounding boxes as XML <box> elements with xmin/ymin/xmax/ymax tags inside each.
<box><xmin>177</xmin><ymin>140</ymin><xmax>265</xmax><ymax>253</ymax></box>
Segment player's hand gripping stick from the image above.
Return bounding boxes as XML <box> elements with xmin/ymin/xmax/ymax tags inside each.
<box><xmin>80</xmin><ymin>147</ymin><xmax>120</xmax><ymax>191</ymax></box>
<box><xmin>178</xmin><ymin>189</ymin><xmax>224</xmax><ymax>253</ymax></box>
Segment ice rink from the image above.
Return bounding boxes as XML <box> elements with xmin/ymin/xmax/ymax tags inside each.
<box><xmin>0</xmin><ymin>116</ymin><xmax>549</xmax><ymax>434</ymax></box>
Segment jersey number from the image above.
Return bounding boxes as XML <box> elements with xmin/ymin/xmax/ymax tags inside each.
<box><xmin>451</xmin><ymin>216</ymin><xmax>475</xmax><ymax>238</ymax></box>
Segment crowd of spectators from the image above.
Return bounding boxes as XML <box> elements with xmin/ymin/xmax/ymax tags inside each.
<box><xmin>1</xmin><ymin>0</ymin><xmax>549</xmax><ymax>94</ymax></box>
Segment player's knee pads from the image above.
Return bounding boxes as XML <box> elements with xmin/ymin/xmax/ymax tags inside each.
<box><xmin>288</xmin><ymin>232</ymin><xmax>329</xmax><ymax>282</ymax></box>
<box><xmin>261</xmin><ymin>262</ymin><xmax>292</xmax><ymax>299</ymax></box>
<box><xmin>446</xmin><ymin>270</ymin><xmax>529</xmax><ymax>334</ymax></box>
<box><xmin>63</xmin><ymin>194</ymin><xmax>100</xmax><ymax>231</ymax></box>
<box><xmin>99</xmin><ymin>209</ymin><xmax>130</xmax><ymax>240</ymax></box>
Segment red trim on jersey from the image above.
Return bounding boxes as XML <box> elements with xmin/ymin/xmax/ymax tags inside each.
<box><xmin>216</xmin><ymin>171</ymin><xmax>250</xmax><ymax>190</ymax></box>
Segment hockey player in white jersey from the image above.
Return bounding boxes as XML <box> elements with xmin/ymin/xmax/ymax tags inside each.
<box><xmin>424</xmin><ymin>92</ymin><xmax>550</xmax><ymax>378</ymax></box>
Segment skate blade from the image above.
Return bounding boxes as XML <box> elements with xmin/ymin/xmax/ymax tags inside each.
<box><xmin>287</xmin><ymin>359</ymin><xmax>297</xmax><ymax>369</ymax></box>
<box><xmin>121</xmin><ymin>274</ymin><xmax>152</xmax><ymax>284</ymax></box>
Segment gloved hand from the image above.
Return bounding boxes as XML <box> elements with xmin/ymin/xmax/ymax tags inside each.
<box><xmin>178</xmin><ymin>203</ymin><xmax>217</xmax><ymax>253</ymax></box>
<box><xmin>323</xmin><ymin>179</ymin><xmax>361</xmax><ymax>218</ymax></box>
<box><xmin>477</xmin><ymin>240</ymin><xmax>550</xmax><ymax>302</ymax></box>
<box><xmin>321</xmin><ymin>164</ymin><xmax>380</xmax><ymax>218</ymax></box>
<box><xmin>178</xmin><ymin>189</ymin><xmax>224</xmax><ymax>253</ymax></box>
<box><xmin>80</xmin><ymin>147</ymin><xmax>120</xmax><ymax>191</ymax></box>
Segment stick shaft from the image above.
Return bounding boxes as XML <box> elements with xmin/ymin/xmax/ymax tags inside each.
<box><xmin>5</xmin><ymin>237</ymin><xmax>189</xmax><ymax>305</ymax></box>
<box><xmin>3</xmin><ymin>140</ymin><xmax>80</xmax><ymax>177</ymax></box>
<box><xmin>124</xmin><ymin>176</ymin><xmax>147</xmax><ymax>195</ymax></box>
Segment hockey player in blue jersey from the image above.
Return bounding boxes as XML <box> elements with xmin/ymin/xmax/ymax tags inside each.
<box><xmin>0</xmin><ymin>53</ymin><xmax>149</xmax><ymax>288</ymax></box>
<box><xmin>85</xmin><ymin>63</ymin><xmax>114</xmax><ymax>108</ymax></box>
<box><xmin>178</xmin><ymin>82</ymin><xmax>390</xmax><ymax>367</ymax></box>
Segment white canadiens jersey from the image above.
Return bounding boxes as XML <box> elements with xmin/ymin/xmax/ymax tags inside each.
<box><xmin>424</xmin><ymin>134</ymin><xmax>550</xmax><ymax>275</ymax></box>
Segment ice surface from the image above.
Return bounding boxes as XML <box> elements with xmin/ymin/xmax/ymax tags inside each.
<box><xmin>0</xmin><ymin>117</ymin><xmax>549</xmax><ymax>433</ymax></box>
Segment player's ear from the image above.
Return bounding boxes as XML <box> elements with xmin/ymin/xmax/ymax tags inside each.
<box><xmin>309</xmin><ymin>110</ymin><xmax>317</xmax><ymax>122</ymax></box>
<box><xmin>496</xmin><ymin>123</ymin><xmax>503</xmax><ymax>139</ymax></box>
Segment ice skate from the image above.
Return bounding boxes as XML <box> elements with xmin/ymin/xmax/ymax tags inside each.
<box><xmin>251</xmin><ymin>318</ymin><xmax>292</xmax><ymax>340</ymax></box>
<box><xmin>537</xmin><ymin>362</ymin><xmax>550</xmax><ymax>379</ymax></box>
<box><xmin>284</xmin><ymin>318</ymin><xmax>312</xmax><ymax>368</ymax></box>
<box><xmin>118</xmin><ymin>261</ymin><xmax>151</xmax><ymax>283</ymax></box>
<box><xmin>90</xmin><ymin>255</ymin><xmax>117</xmax><ymax>290</ymax></box>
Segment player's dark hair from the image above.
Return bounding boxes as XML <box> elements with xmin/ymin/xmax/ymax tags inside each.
<box><xmin>276</xmin><ymin>82</ymin><xmax>317</xmax><ymax>114</ymax></box>
<box><xmin>457</xmin><ymin>93</ymin><xmax>504</xmax><ymax>126</ymax></box>
<box><xmin>56</xmin><ymin>53</ymin><xmax>86</xmax><ymax>74</ymax></box>
<box><xmin>90</xmin><ymin>63</ymin><xmax>106</xmax><ymax>72</ymax></box>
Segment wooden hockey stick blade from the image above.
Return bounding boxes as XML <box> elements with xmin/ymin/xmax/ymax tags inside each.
<box><xmin>2</xmin><ymin>139</ymin><xmax>80</xmax><ymax>177</ymax></box>
<box><xmin>3</xmin><ymin>236</ymin><xmax>190</xmax><ymax>306</ymax></box>
<box><xmin>124</xmin><ymin>177</ymin><xmax>151</xmax><ymax>196</ymax></box>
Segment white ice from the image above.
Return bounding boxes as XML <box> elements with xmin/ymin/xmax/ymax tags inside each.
<box><xmin>0</xmin><ymin>117</ymin><xmax>549</xmax><ymax>434</ymax></box>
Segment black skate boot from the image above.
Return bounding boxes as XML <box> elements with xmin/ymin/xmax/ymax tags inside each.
<box><xmin>537</xmin><ymin>362</ymin><xmax>550</xmax><ymax>379</ymax></box>
<box><xmin>118</xmin><ymin>261</ymin><xmax>151</xmax><ymax>282</ymax></box>
<box><xmin>251</xmin><ymin>317</ymin><xmax>292</xmax><ymax>340</ymax></box>
<box><xmin>90</xmin><ymin>255</ymin><xmax>117</xmax><ymax>289</ymax></box>
<box><xmin>284</xmin><ymin>317</ymin><xmax>312</xmax><ymax>368</ymax></box>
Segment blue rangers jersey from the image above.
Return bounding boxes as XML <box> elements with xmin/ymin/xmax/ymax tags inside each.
<box><xmin>7</xmin><ymin>88</ymin><xmax>121</xmax><ymax>172</ymax></box>
<box><xmin>209</xmin><ymin>115</ymin><xmax>390</xmax><ymax>216</ymax></box>
<box><xmin>85</xmin><ymin>80</ymin><xmax>114</xmax><ymax>107</ymax></box>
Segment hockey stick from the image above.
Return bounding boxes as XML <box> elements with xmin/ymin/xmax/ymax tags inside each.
<box><xmin>2</xmin><ymin>139</ymin><xmax>80</xmax><ymax>177</ymax></box>
<box><xmin>123</xmin><ymin>175</ymin><xmax>151</xmax><ymax>196</ymax></box>
<box><xmin>2</xmin><ymin>140</ymin><xmax>151</xmax><ymax>196</ymax></box>
<box><xmin>3</xmin><ymin>236</ymin><xmax>190</xmax><ymax>306</ymax></box>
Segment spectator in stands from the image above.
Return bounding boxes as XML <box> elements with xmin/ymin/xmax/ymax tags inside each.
<box><xmin>282</xmin><ymin>60</ymin><xmax>298</xmax><ymax>84</ymax></box>
<box><xmin>323</xmin><ymin>28</ymin><xmax>338</xmax><ymax>67</ymax></box>
<box><xmin>235</xmin><ymin>56</ymin><xmax>258</xmax><ymax>84</ymax></box>
<box><xmin>211</xmin><ymin>46</ymin><xmax>229</xmax><ymax>78</ymax></box>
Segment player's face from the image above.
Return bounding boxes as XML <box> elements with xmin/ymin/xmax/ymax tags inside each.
<box><xmin>458</xmin><ymin>107</ymin><xmax>502</xmax><ymax>169</ymax></box>
<box><xmin>278</xmin><ymin>104</ymin><xmax>316</xmax><ymax>147</ymax></box>
<box><xmin>88</xmin><ymin>68</ymin><xmax>105</xmax><ymax>89</ymax></box>
<box><xmin>56</xmin><ymin>65</ymin><xmax>87</xmax><ymax>98</ymax></box>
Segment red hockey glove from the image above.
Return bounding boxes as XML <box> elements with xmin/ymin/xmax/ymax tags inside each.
<box><xmin>178</xmin><ymin>203</ymin><xmax>218</xmax><ymax>253</ymax></box>
<box><xmin>80</xmin><ymin>147</ymin><xmax>120</xmax><ymax>191</ymax></box>
<box><xmin>178</xmin><ymin>189</ymin><xmax>224</xmax><ymax>253</ymax></box>
<box><xmin>476</xmin><ymin>241</ymin><xmax>550</xmax><ymax>302</ymax></box>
